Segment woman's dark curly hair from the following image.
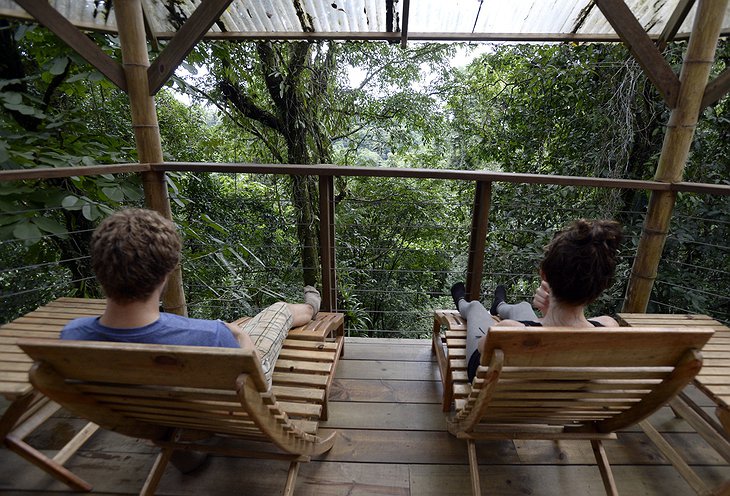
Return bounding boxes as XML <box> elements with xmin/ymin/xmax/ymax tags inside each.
<box><xmin>90</xmin><ymin>208</ymin><xmax>181</xmax><ymax>302</ymax></box>
<box><xmin>540</xmin><ymin>219</ymin><xmax>623</xmax><ymax>306</ymax></box>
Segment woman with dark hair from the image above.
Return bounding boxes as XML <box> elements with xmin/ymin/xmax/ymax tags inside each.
<box><xmin>452</xmin><ymin>219</ymin><xmax>624</xmax><ymax>382</ymax></box>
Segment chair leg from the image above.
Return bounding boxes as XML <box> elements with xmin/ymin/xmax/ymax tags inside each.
<box><xmin>140</xmin><ymin>448</ymin><xmax>173</xmax><ymax>496</ymax></box>
<box><xmin>591</xmin><ymin>440</ymin><xmax>618</xmax><ymax>496</ymax></box>
<box><xmin>467</xmin><ymin>439</ymin><xmax>481</xmax><ymax>496</ymax></box>
<box><xmin>1</xmin><ymin>393</ymin><xmax>94</xmax><ymax>492</ymax></box>
<box><xmin>283</xmin><ymin>461</ymin><xmax>300</xmax><ymax>496</ymax></box>
<box><xmin>638</xmin><ymin>418</ymin><xmax>710</xmax><ymax>495</ymax></box>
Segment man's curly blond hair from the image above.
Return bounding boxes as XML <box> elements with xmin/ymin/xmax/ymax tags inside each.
<box><xmin>90</xmin><ymin>208</ymin><xmax>181</xmax><ymax>302</ymax></box>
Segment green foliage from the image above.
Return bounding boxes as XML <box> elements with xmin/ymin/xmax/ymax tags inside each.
<box><xmin>336</xmin><ymin>176</ymin><xmax>468</xmax><ymax>336</ymax></box>
<box><xmin>0</xmin><ymin>29</ymin><xmax>727</xmax><ymax>332</ymax></box>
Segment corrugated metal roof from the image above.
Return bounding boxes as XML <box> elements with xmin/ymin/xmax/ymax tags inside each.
<box><xmin>0</xmin><ymin>0</ymin><xmax>728</xmax><ymax>41</ymax></box>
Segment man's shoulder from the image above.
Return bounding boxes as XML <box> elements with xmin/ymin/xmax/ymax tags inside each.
<box><xmin>61</xmin><ymin>316</ymin><xmax>100</xmax><ymax>339</ymax></box>
<box><xmin>158</xmin><ymin>312</ymin><xmax>223</xmax><ymax>330</ymax></box>
<box><xmin>63</xmin><ymin>316</ymin><xmax>98</xmax><ymax>328</ymax></box>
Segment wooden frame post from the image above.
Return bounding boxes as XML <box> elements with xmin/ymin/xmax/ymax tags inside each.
<box><xmin>115</xmin><ymin>0</ymin><xmax>187</xmax><ymax>316</ymax></box>
<box><xmin>319</xmin><ymin>175</ymin><xmax>336</xmax><ymax>311</ymax></box>
<box><xmin>465</xmin><ymin>181</ymin><xmax>491</xmax><ymax>301</ymax></box>
<box><xmin>623</xmin><ymin>0</ymin><xmax>729</xmax><ymax>313</ymax></box>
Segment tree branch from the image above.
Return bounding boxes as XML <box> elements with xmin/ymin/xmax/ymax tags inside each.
<box><xmin>218</xmin><ymin>79</ymin><xmax>283</xmax><ymax>134</ymax></box>
<box><xmin>256</xmin><ymin>41</ymin><xmax>285</xmax><ymax>110</ymax></box>
<box><xmin>175</xmin><ymin>78</ymin><xmax>284</xmax><ymax>162</ymax></box>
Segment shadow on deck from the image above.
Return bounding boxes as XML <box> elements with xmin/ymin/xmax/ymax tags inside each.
<box><xmin>1</xmin><ymin>337</ymin><xmax>729</xmax><ymax>495</ymax></box>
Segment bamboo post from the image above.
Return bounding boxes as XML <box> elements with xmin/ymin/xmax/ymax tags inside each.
<box><xmin>623</xmin><ymin>0</ymin><xmax>728</xmax><ymax>313</ymax></box>
<box><xmin>115</xmin><ymin>0</ymin><xmax>187</xmax><ymax>316</ymax></box>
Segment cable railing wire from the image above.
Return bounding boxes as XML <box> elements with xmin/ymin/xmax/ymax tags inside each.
<box><xmin>1</xmin><ymin>175</ymin><xmax>727</xmax><ymax>337</ymax></box>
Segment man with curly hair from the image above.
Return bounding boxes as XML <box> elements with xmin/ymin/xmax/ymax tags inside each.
<box><xmin>62</xmin><ymin>208</ymin><xmax>321</xmax><ymax>390</ymax></box>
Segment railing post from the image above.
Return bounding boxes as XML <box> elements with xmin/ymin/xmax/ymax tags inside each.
<box><xmin>318</xmin><ymin>175</ymin><xmax>336</xmax><ymax>311</ymax></box>
<box><xmin>465</xmin><ymin>181</ymin><xmax>492</xmax><ymax>301</ymax></box>
<box><xmin>623</xmin><ymin>0</ymin><xmax>728</xmax><ymax>313</ymax></box>
<box><xmin>115</xmin><ymin>0</ymin><xmax>187</xmax><ymax>316</ymax></box>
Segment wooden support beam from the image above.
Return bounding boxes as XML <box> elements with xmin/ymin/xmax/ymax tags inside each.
<box><xmin>140</xmin><ymin>2</ymin><xmax>160</xmax><ymax>52</ymax></box>
<box><xmin>702</xmin><ymin>67</ymin><xmax>730</xmax><ymax>109</ymax></box>
<box><xmin>657</xmin><ymin>0</ymin><xmax>695</xmax><ymax>49</ymax></box>
<box><xmin>115</xmin><ymin>0</ymin><xmax>187</xmax><ymax>317</ymax></box>
<box><xmin>465</xmin><ymin>181</ymin><xmax>491</xmax><ymax>302</ymax></box>
<box><xmin>623</xmin><ymin>0</ymin><xmax>729</xmax><ymax>313</ymax></box>
<box><xmin>154</xmin><ymin>30</ymin><xmax>663</xmax><ymax>43</ymax></box>
<box><xmin>147</xmin><ymin>0</ymin><xmax>234</xmax><ymax>95</ymax></box>
<box><xmin>318</xmin><ymin>176</ymin><xmax>337</xmax><ymax>312</ymax></box>
<box><xmin>13</xmin><ymin>0</ymin><xmax>126</xmax><ymax>91</ymax></box>
<box><xmin>595</xmin><ymin>0</ymin><xmax>680</xmax><ymax>107</ymax></box>
<box><xmin>400</xmin><ymin>0</ymin><xmax>411</xmax><ymax>48</ymax></box>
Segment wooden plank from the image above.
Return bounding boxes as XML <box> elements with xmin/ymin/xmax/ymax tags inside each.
<box><xmin>329</xmin><ymin>379</ymin><xmax>442</xmax><ymax>403</ymax></box>
<box><xmin>410</xmin><ymin>464</ymin><xmax>730</xmax><ymax>496</ymax></box>
<box><xmin>315</xmin><ymin>428</ymin><xmax>519</xmax><ymax>464</ymax></box>
<box><xmin>19</xmin><ymin>340</ymin><xmax>266</xmax><ymax>391</ymax></box>
<box><xmin>481</xmin><ymin>327</ymin><xmax>713</xmax><ymax>367</ymax></box>
<box><xmin>334</xmin><ymin>360</ymin><xmax>441</xmax><ymax>381</ymax></box>
<box><xmin>274</xmin><ymin>360</ymin><xmax>331</xmax><ymax>375</ymax></box>
<box><xmin>340</xmin><ymin>342</ymin><xmax>435</xmax><ymax>362</ymax></box>
<box><xmin>321</xmin><ymin>402</ymin><xmax>446</xmax><ymax>431</ymax></box>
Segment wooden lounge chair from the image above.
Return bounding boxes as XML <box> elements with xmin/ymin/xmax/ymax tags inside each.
<box><xmin>445</xmin><ymin>325</ymin><xmax>714</xmax><ymax>496</ymax></box>
<box><xmin>17</xmin><ymin>339</ymin><xmax>338</xmax><ymax>496</ymax></box>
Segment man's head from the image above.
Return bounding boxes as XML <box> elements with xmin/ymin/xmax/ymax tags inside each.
<box><xmin>540</xmin><ymin>219</ymin><xmax>623</xmax><ymax>306</ymax></box>
<box><xmin>90</xmin><ymin>208</ymin><xmax>181</xmax><ymax>303</ymax></box>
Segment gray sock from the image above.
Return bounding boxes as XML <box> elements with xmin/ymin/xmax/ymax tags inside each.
<box><xmin>303</xmin><ymin>286</ymin><xmax>321</xmax><ymax>319</ymax></box>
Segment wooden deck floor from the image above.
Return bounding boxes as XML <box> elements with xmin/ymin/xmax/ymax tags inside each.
<box><xmin>2</xmin><ymin>337</ymin><xmax>730</xmax><ymax>495</ymax></box>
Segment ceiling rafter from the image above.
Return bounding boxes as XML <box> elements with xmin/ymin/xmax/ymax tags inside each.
<box><xmin>657</xmin><ymin>0</ymin><xmax>695</xmax><ymax>49</ymax></box>
<box><xmin>147</xmin><ymin>0</ymin><xmax>235</xmax><ymax>96</ymax></box>
<box><xmin>702</xmin><ymin>67</ymin><xmax>730</xmax><ymax>109</ymax></box>
<box><xmin>595</xmin><ymin>0</ymin><xmax>681</xmax><ymax>108</ymax></box>
<box><xmin>141</xmin><ymin>1</ymin><xmax>160</xmax><ymax>52</ymax></box>
<box><xmin>12</xmin><ymin>0</ymin><xmax>126</xmax><ymax>91</ymax></box>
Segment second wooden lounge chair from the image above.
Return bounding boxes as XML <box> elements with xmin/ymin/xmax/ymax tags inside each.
<box><xmin>17</xmin><ymin>339</ymin><xmax>337</xmax><ymax>496</ymax></box>
<box><xmin>446</xmin><ymin>326</ymin><xmax>714</xmax><ymax>496</ymax></box>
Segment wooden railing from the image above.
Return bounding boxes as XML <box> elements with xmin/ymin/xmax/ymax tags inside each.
<box><xmin>3</xmin><ymin>161</ymin><xmax>729</xmax><ymax>316</ymax></box>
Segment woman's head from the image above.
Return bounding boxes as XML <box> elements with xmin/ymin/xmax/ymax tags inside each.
<box><xmin>540</xmin><ymin>219</ymin><xmax>623</xmax><ymax>306</ymax></box>
<box><xmin>90</xmin><ymin>208</ymin><xmax>181</xmax><ymax>303</ymax></box>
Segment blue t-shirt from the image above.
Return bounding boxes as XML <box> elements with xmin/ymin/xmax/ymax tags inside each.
<box><xmin>61</xmin><ymin>312</ymin><xmax>240</xmax><ymax>348</ymax></box>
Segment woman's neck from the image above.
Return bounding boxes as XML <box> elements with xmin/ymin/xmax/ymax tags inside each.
<box><xmin>541</xmin><ymin>298</ymin><xmax>592</xmax><ymax>327</ymax></box>
<box><xmin>99</xmin><ymin>295</ymin><xmax>161</xmax><ymax>329</ymax></box>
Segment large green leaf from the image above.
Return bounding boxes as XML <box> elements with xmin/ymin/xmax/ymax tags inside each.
<box><xmin>12</xmin><ymin>221</ymin><xmax>42</xmax><ymax>241</ymax></box>
<box><xmin>102</xmin><ymin>186</ymin><xmax>124</xmax><ymax>202</ymax></box>
<box><xmin>32</xmin><ymin>217</ymin><xmax>68</xmax><ymax>237</ymax></box>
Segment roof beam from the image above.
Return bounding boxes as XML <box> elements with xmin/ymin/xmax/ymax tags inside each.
<box><xmin>657</xmin><ymin>0</ymin><xmax>695</xmax><ymax>49</ymax></box>
<box><xmin>595</xmin><ymin>0</ymin><xmax>680</xmax><ymax>108</ymax></box>
<box><xmin>141</xmin><ymin>2</ymin><xmax>160</xmax><ymax>52</ymax></box>
<box><xmin>156</xmin><ymin>31</ymin><xmax>662</xmax><ymax>42</ymax></box>
<box><xmin>400</xmin><ymin>0</ymin><xmax>411</xmax><ymax>48</ymax></box>
<box><xmin>147</xmin><ymin>0</ymin><xmax>234</xmax><ymax>95</ymax></box>
<box><xmin>13</xmin><ymin>0</ymin><xmax>126</xmax><ymax>91</ymax></box>
<box><xmin>702</xmin><ymin>67</ymin><xmax>730</xmax><ymax>109</ymax></box>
